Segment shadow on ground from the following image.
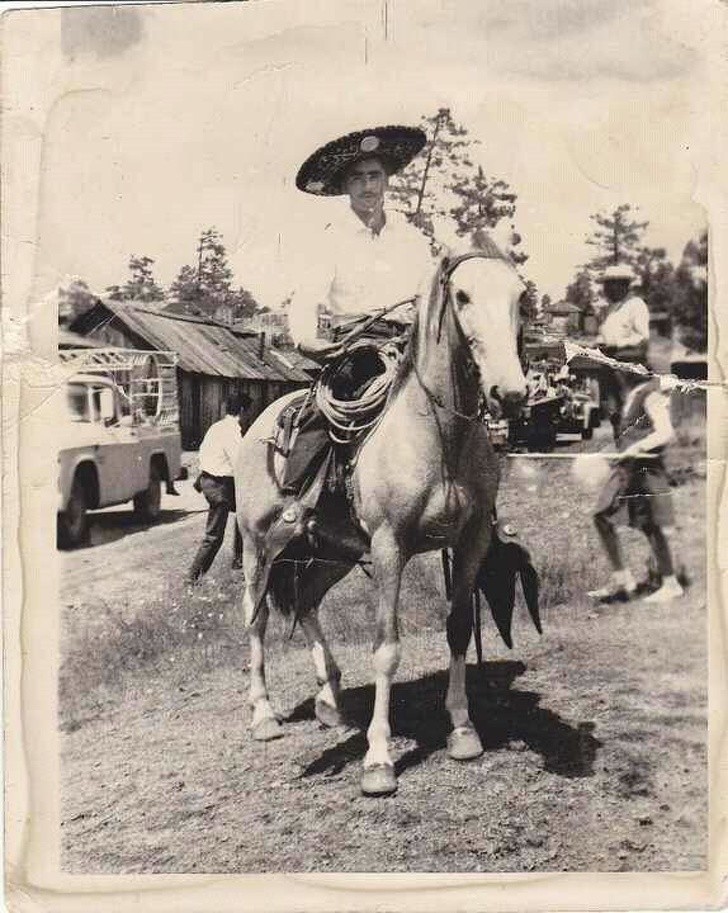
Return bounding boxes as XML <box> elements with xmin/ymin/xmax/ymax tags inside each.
<box><xmin>59</xmin><ymin>506</ymin><xmax>203</xmax><ymax>550</ymax></box>
<box><xmin>294</xmin><ymin>661</ymin><xmax>600</xmax><ymax>781</ymax></box>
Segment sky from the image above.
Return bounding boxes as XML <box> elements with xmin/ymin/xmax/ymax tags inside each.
<box><xmin>5</xmin><ymin>0</ymin><xmax>716</xmax><ymax>312</ymax></box>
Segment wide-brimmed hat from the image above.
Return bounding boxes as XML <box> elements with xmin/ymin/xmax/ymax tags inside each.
<box><xmin>598</xmin><ymin>263</ymin><xmax>637</xmax><ymax>283</ymax></box>
<box><xmin>296</xmin><ymin>126</ymin><xmax>427</xmax><ymax>196</ymax></box>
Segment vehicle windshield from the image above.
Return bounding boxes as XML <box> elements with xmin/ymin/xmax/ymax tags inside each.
<box><xmin>67</xmin><ymin>384</ymin><xmax>90</xmax><ymax>422</ymax></box>
<box><xmin>66</xmin><ymin>383</ymin><xmax>117</xmax><ymax>423</ymax></box>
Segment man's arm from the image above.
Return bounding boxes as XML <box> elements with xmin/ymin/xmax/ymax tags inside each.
<box><xmin>619</xmin><ymin>390</ymin><xmax>674</xmax><ymax>457</ymax></box>
<box><xmin>288</xmin><ymin>223</ymin><xmax>337</xmax><ymax>352</ymax></box>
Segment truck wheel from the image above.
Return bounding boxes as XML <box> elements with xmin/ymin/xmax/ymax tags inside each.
<box><xmin>133</xmin><ymin>465</ymin><xmax>162</xmax><ymax>522</ymax></box>
<box><xmin>58</xmin><ymin>476</ymin><xmax>90</xmax><ymax>548</ymax></box>
<box><xmin>581</xmin><ymin>426</ymin><xmax>594</xmax><ymax>440</ymax></box>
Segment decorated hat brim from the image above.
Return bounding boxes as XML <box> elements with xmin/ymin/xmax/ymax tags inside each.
<box><xmin>296</xmin><ymin>125</ymin><xmax>427</xmax><ymax>196</ymax></box>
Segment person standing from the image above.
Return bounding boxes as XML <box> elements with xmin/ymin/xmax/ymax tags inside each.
<box><xmin>588</xmin><ymin>369</ymin><xmax>684</xmax><ymax>604</ymax></box>
<box><xmin>594</xmin><ymin>263</ymin><xmax>650</xmax><ymax>441</ymax></box>
<box><xmin>186</xmin><ymin>392</ymin><xmax>252</xmax><ymax>583</ymax></box>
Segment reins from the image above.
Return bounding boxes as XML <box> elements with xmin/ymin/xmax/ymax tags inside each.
<box><xmin>413</xmin><ymin>249</ymin><xmax>501</xmax><ymax>424</ymax></box>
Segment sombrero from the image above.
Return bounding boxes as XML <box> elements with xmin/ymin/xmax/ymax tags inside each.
<box><xmin>296</xmin><ymin>125</ymin><xmax>427</xmax><ymax>196</ymax></box>
<box><xmin>598</xmin><ymin>263</ymin><xmax>637</xmax><ymax>283</ymax></box>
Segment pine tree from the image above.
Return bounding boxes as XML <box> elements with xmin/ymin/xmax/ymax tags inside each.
<box><xmin>59</xmin><ymin>278</ymin><xmax>98</xmax><ymax>325</ymax></box>
<box><xmin>520</xmin><ymin>280</ymin><xmax>539</xmax><ymax>323</ymax></box>
<box><xmin>672</xmin><ymin>230</ymin><xmax>708</xmax><ymax>351</ymax></box>
<box><xmin>168</xmin><ymin>228</ymin><xmax>259</xmax><ymax>319</ymax></box>
<box><xmin>388</xmin><ymin>108</ymin><xmax>527</xmax><ymax>262</ymax></box>
<box><xmin>564</xmin><ymin>269</ymin><xmax>596</xmax><ymax>314</ymax></box>
<box><xmin>584</xmin><ymin>203</ymin><xmax>649</xmax><ymax>272</ymax></box>
<box><xmin>107</xmin><ymin>255</ymin><xmax>165</xmax><ymax>304</ymax></box>
<box><xmin>388</xmin><ymin>108</ymin><xmax>472</xmax><ymax>243</ymax></box>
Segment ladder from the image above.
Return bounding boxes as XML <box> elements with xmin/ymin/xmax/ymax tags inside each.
<box><xmin>59</xmin><ymin>348</ymin><xmax>179</xmax><ymax>428</ymax></box>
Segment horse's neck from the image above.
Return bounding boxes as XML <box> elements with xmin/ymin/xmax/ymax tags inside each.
<box><xmin>412</xmin><ymin>310</ymin><xmax>479</xmax><ymax>441</ymax></box>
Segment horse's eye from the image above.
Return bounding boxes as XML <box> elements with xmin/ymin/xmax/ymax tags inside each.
<box><xmin>455</xmin><ymin>289</ymin><xmax>471</xmax><ymax>305</ymax></box>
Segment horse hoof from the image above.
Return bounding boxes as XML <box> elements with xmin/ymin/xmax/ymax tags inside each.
<box><xmin>315</xmin><ymin>699</ymin><xmax>343</xmax><ymax>728</ymax></box>
<box><xmin>252</xmin><ymin>717</ymin><xmax>284</xmax><ymax>742</ymax></box>
<box><xmin>360</xmin><ymin>763</ymin><xmax>397</xmax><ymax>797</ymax></box>
<box><xmin>447</xmin><ymin>725</ymin><xmax>484</xmax><ymax>761</ymax></box>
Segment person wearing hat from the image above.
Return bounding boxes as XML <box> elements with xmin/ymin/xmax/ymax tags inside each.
<box><xmin>281</xmin><ymin>125</ymin><xmax>434</xmax><ymax>493</ymax></box>
<box><xmin>594</xmin><ymin>262</ymin><xmax>650</xmax><ymax>440</ymax></box>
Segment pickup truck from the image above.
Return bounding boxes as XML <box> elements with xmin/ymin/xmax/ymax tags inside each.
<box><xmin>57</xmin><ymin>348</ymin><xmax>182</xmax><ymax>548</ymax></box>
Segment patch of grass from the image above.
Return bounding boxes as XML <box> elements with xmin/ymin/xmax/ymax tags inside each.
<box><xmin>59</xmin><ymin>578</ymin><xmax>248</xmax><ymax>726</ymax></box>
<box><xmin>61</xmin><ymin>425</ymin><xmax>706</xmax><ymax>721</ymax></box>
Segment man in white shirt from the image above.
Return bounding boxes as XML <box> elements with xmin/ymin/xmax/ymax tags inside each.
<box><xmin>186</xmin><ymin>392</ymin><xmax>251</xmax><ymax>582</ymax></box>
<box><xmin>594</xmin><ymin>263</ymin><xmax>650</xmax><ymax>440</ymax></box>
<box><xmin>596</xmin><ymin>263</ymin><xmax>650</xmax><ymax>356</ymax></box>
<box><xmin>281</xmin><ymin>125</ymin><xmax>433</xmax><ymax>493</ymax></box>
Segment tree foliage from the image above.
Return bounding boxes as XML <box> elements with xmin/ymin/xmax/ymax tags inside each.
<box><xmin>168</xmin><ymin>228</ymin><xmax>258</xmax><ymax>320</ymax></box>
<box><xmin>520</xmin><ymin>280</ymin><xmax>539</xmax><ymax>323</ymax></box>
<box><xmin>58</xmin><ymin>278</ymin><xmax>99</xmax><ymax>325</ymax></box>
<box><xmin>564</xmin><ymin>269</ymin><xmax>596</xmax><ymax>313</ymax></box>
<box><xmin>584</xmin><ymin>203</ymin><xmax>649</xmax><ymax>271</ymax></box>
<box><xmin>387</xmin><ymin>108</ymin><xmax>526</xmax><ymax>263</ymax></box>
<box><xmin>107</xmin><ymin>255</ymin><xmax>165</xmax><ymax>304</ymax></box>
<box><xmin>568</xmin><ymin>209</ymin><xmax>707</xmax><ymax>351</ymax></box>
<box><xmin>671</xmin><ymin>230</ymin><xmax>708</xmax><ymax>350</ymax></box>
<box><xmin>388</xmin><ymin>108</ymin><xmax>471</xmax><ymax>241</ymax></box>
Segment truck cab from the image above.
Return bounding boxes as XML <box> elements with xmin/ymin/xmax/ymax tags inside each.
<box><xmin>57</xmin><ymin>349</ymin><xmax>182</xmax><ymax>548</ymax></box>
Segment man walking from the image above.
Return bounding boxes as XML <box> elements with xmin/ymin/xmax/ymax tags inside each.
<box><xmin>186</xmin><ymin>392</ymin><xmax>252</xmax><ymax>583</ymax></box>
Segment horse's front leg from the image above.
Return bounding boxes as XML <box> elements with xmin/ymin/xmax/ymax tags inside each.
<box><xmin>361</xmin><ymin>526</ymin><xmax>404</xmax><ymax>796</ymax></box>
<box><xmin>299</xmin><ymin>609</ymin><xmax>343</xmax><ymax>728</ymax></box>
<box><xmin>445</xmin><ymin>527</ymin><xmax>490</xmax><ymax>761</ymax></box>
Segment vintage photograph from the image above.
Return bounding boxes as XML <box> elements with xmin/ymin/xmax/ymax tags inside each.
<box><xmin>4</xmin><ymin>0</ymin><xmax>723</xmax><ymax>897</ymax></box>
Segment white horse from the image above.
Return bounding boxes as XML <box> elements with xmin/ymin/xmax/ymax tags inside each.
<box><xmin>235</xmin><ymin>239</ymin><xmax>527</xmax><ymax>795</ymax></box>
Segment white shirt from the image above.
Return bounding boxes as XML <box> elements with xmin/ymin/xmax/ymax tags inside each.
<box><xmin>288</xmin><ymin>205</ymin><xmax>434</xmax><ymax>346</ymax></box>
<box><xmin>599</xmin><ymin>294</ymin><xmax>650</xmax><ymax>348</ymax></box>
<box><xmin>198</xmin><ymin>415</ymin><xmax>243</xmax><ymax>477</ymax></box>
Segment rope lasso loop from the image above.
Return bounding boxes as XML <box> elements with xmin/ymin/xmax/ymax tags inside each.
<box><xmin>315</xmin><ymin>341</ymin><xmax>401</xmax><ymax>445</ymax></box>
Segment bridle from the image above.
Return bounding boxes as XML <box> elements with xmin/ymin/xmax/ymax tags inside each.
<box><xmin>418</xmin><ymin>248</ymin><xmax>520</xmax><ymax>423</ymax></box>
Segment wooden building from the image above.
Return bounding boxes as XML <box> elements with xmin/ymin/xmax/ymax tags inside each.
<box><xmin>71</xmin><ymin>300</ymin><xmax>315</xmax><ymax>449</ymax></box>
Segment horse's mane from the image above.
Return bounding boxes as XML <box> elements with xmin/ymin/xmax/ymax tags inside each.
<box><xmin>389</xmin><ymin>235</ymin><xmax>509</xmax><ymax>401</ymax></box>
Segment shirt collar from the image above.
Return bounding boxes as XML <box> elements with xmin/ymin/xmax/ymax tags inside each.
<box><xmin>339</xmin><ymin>203</ymin><xmax>401</xmax><ymax>237</ymax></box>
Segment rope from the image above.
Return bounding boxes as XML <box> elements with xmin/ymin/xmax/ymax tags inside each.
<box><xmin>315</xmin><ymin>342</ymin><xmax>401</xmax><ymax>444</ymax></box>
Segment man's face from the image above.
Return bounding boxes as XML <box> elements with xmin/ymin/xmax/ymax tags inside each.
<box><xmin>603</xmin><ymin>279</ymin><xmax>631</xmax><ymax>303</ymax></box>
<box><xmin>344</xmin><ymin>157</ymin><xmax>388</xmax><ymax>219</ymax></box>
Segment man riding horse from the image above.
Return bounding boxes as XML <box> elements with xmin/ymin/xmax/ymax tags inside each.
<box><xmin>235</xmin><ymin>125</ymin><xmax>538</xmax><ymax>797</ymax></box>
<box><xmin>281</xmin><ymin>125</ymin><xmax>434</xmax><ymax>495</ymax></box>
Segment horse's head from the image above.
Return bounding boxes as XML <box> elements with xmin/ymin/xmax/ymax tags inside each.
<box><xmin>438</xmin><ymin>245</ymin><xmax>528</xmax><ymax>418</ymax></box>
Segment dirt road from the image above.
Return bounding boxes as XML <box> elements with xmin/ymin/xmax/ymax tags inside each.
<box><xmin>59</xmin><ymin>442</ymin><xmax>708</xmax><ymax>873</ymax></box>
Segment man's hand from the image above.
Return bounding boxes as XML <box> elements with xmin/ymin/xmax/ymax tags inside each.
<box><xmin>297</xmin><ymin>338</ymin><xmax>342</xmax><ymax>363</ymax></box>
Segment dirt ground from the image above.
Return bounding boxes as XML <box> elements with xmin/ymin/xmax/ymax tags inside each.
<box><xmin>59</xmin><ymin>427</ymin><xmax>708</xmax><ymax>873</ymax></box>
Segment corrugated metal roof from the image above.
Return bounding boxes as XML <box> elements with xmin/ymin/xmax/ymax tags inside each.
<box><xmin>58</xmin><ymin>328</ymin><xmax>103</xmax><ymax>348</ymax></box>
<box><xmin>92</xmin><ymin>301</ymin><xmax>311</xmax><ymax>383</ymax></box>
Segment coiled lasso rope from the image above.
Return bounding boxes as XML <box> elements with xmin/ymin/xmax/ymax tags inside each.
<box><xmin>315</xmin><ymin>342</ymin><xmax>401</xmax><ymax>445</ymax></box>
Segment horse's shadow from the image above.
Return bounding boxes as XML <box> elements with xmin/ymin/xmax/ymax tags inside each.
<box><xmin>291</xmin><ymin>661</ymin><xmax>600</xmax><ymax>780</ymax></box>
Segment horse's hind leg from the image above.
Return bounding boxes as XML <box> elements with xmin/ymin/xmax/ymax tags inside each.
<box><xmin>445</xmin><ymin>531</ymin><xmax>489</xmax><ymax>761</ymax></box>
<box><xmin>242</xmin><ymin>540</ymin><xmax>283</xmax><ymax>741</ymax></box>
<box><xmin>299</xmin><ymin>610</ymin><xmax>343</xmax><ymax>728</ymax></box>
